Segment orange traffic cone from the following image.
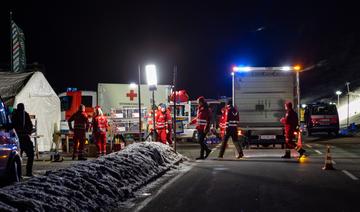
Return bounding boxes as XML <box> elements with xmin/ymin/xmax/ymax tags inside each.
<box><xmin>322</xmin><ymin>146</ymin><xmax>335</xmax><ymax>170</ymax></box>
<box><xmin>297</xmin><ymin>130</ymin><xmax>303</xmax><ymax>148</ymax></box>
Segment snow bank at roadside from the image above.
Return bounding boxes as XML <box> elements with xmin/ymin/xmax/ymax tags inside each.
<box><xmin>0</xmin><ymin>142</ymin><xmax>185</xmax><ymax>212</ymax></box>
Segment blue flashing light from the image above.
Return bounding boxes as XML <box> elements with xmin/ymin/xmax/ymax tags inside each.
<box><xmin>232</xmin><ymin>66</ymin><xmax>252</xmax><ymax>72</ymax></box>
<box><xmin>66</xmin><ymin>87</ymin><xmax>78</xmax><ymax>92</ymax></box>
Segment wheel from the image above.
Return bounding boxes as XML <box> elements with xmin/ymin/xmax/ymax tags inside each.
<box><xmin>6</xmin><ymin>157</ymin><xmax>22</xmax><ymax>183</ymax></box>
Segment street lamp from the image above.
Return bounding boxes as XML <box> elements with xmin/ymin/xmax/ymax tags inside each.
<box><xmin>294</xmin><ymin>65</ymin><xmax>302</xmax><ymax>118</ymax></box>
<box><xmin>335</xmin><ymin>90</ymin><xmax>342</xmax><ymax>106</ymax></box>
<box><xmin>146</xmin><ymin>64</ymin><xmax>157</xmax><ymax>141</ymax></box>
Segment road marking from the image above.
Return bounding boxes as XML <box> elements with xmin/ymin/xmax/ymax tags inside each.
<box><xmin>305</xmin><ymin>144</ymin><xmax>312</xmax><ymax>148</ymax></box>
<box><xmin>331</xmin><ymin>160</ymin><xmax>336</xmax><ymax>164</ymax></box>
<box><xmin>209</xmin><ymin>143</ymin><xmax>222</xmax><ymax>156</ymax></box>
<box><xmin>342</xmin><ymin>170</ymin><xmax>359</xmax><ymax>181</ymax></box>
<box><xmin>314</xmin><ymin>150</ymin><xmax>323</xmax><ymax>155</ymax></box>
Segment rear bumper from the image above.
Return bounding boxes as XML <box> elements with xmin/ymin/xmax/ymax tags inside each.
<box><xmin>246</xmin><ymin>135</ymin><xmax>285</xmax><ymax>145</ymax></box>
<box><xmin>308</xmin><ymin>125</ymin><xmax>339</xmax><ymax>132</ymax></box>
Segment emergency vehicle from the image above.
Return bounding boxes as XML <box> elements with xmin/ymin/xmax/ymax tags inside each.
<box><xmin>232</xmin><ymin>66</ymin><xmax>298</xmax><ymax>148</ymax></box>
<box><xmin>59</xmin><ymin>84</ymin><xmax>171</xmax><ymax>139</ymax></box>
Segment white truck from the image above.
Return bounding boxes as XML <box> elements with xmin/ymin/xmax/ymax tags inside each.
<box><xmin>232</xmin><ymin>66</ymin><xmax>298</xmax><ymax>148</ymax></box>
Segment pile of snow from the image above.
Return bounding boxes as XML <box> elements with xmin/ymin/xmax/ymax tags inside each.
<box><xmin>0</xmin><ymin>142</ymin><xmax>185</xmax><ymax>211</ymax></box>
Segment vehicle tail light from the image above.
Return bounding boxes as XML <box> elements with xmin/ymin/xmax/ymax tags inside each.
<box><xmin>330</xmin><ymin>118</ymin><xmax>338</xmax><ymax>124</ymax></box>
<box><xmin>311</xmin><ymin>118</ymin><xmax>319</xmax><ymax>125</ymax></box>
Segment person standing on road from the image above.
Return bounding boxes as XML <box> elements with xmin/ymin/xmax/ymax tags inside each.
<box><xmin>280</xmin><ymin>102</ymin><xmax>306</xmax><ymax>159</ymax></box>
<box><xmin>11</xmin><ymin>103</ymin><xmax>34</xmax><ymax>177</ymax></box>
<box><xmin>191</xmin><ymin>97</ymin><xmax>212</xmax><ymax>160</ymax></box>
<box><xmin>156</xmin><ymin>104</ymin><xmax>170</xmax><ymax>144</ymax></box>
<box><xmin>68</xmin><ymin>104</ymin><xmax>89</xmax><ymax>160</ymax></box>
<box><xmin>218</xmin><ymin>100</ymin><xmax>244</xmax><ymax>159</ymax></box>
<box><xmin>92</xmin><ymin>107</ymin><xmax>109</xmax><ymax>157</ymax></box>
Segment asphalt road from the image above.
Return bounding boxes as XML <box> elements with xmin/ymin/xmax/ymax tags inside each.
<box><xmin>138</xmin><ymin>134</ymin><xmax>360</xmax><ymax>212</ymax></box>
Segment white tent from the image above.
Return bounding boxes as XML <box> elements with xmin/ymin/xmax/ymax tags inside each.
<box><xmin>0</xmin><ymin>71</ymin><xmax>60</xmax><ymax>151</ymax></box>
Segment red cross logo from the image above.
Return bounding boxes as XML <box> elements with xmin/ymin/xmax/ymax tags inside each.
<box><xmin>126</xmin><ymin>90</ymin><xmax>137</xmax><ymax>101</ymax></box>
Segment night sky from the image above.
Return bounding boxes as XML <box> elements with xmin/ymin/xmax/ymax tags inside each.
<box><xmin>1</xmin><ymin>1</ymin><xmax>359</xmax><ymax>99</ymax></box>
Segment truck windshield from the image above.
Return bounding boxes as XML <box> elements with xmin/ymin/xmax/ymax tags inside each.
<box><xmin>60</xmin><ymin>96</ymin><xmax>73</xmax><ymax>112</ymax></box>
<box><xmin>311</xmin><ymin>105</ymin><xmax>337</xmax><ymax>115</ymax></box>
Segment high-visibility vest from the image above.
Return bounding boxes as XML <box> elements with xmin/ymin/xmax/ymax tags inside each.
<box><xmin>225</xmin><ymin>106</ymin><xmax>239</xmax><ymax>129</ymax></box>
<box><xmin>195</xmin><ymin>105</ymin><xmax>211</xmax><ymax>132</ymax></box>
<box><xmin>94</xmin><ymin>115</ymin><xmax>108</xmax><ymax>133</ymax></box>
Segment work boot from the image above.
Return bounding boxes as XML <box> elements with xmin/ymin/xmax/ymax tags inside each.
<box><xmin>298</xmin><ymin>148</ymin><xmax>306</xmax><ymax>159</ymax></box>
<box><xmin>281</xmin><ymin>150</ymin><xmax>291</xmax><ymax>159</ymax></box>
<box><xmin>204</xmin><ymin>149</ymin><xmax>212</xmax><ymax>159</ymax></box>
<box><xmin>72</xmin><ymin>155</ymin><xmax>76</xmax><ymax>160</ymax></box>
<box><xmin>236</xmin><ymin>152</ymin><xmax>244</xmax><ymax>159</ymax></box>
<box><xmin>196</xmin><ymin>156</ymin><xmax>205</xmax><ymax>160</ymax></box>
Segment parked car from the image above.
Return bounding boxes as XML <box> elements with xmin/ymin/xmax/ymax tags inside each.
<box><xmin>0</xmin><ymin>97</ymin><xmax>22</xmax><ymax>183</ymax></box>
<box><xmin>304</xmin><ymin>103</ymin><xmax>340</xmax><ymax>136</ymax></box>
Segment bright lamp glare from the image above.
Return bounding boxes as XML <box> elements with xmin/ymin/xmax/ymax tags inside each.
<box><xmin>336</xmin><ymin>91</ymin><xmax>342</xmax><ymax>95</ymax></box>
<box><xmin>145</xmin><ymin>65</ymin><xmax>157</xmax><ymax>87</ymax></box>
<box><xmin>301</xmin><ymin>104</ymin><xmax>307</xmax><ymax>109</ymax></box>
<box><xmin>129</xmin><ymin>83</ymin><xmax>137</xmax><ymax>88</ymax></box>
<box><xmin>281</xmin><ymin>66</ymin><xmax>291</xmax><ymax>71</ymax></box>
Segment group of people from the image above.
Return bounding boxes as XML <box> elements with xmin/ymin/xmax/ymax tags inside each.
<box><xmin>11</xmin><ymin>98</ymin><xmax>305</xmax><ymax>177</ymax></box>
<box><xmin>67</xmin><ymin>104</ymin><xmax>109</xmax><ymax>160</ymax></box>
<box><xmin>147</xmin><ymin>103</ymin><xmax>173</xmax><ymax>145</ymax></box>
<box><xmin>191</xmin><ymin>97</ymin><xmax>306</xmax><ymax>160</ymax></box>
<box><xmin>190</xmin><ymin>97</ymin><xmax>244</xmax><ymax>160</ymax></box>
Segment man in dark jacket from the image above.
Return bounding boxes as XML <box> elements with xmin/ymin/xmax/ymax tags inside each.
<box><xmin>68</xmin><ymin>104</ymin><xmax>89</xmax><ymax>160</ymax></box>
<box><xmin>11</xmin><ymin>103</ymin><xmax>34</xmax><ymax>176</ymax></box>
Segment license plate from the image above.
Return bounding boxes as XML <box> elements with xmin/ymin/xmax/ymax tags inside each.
<box><xmin>260</xmin><ymin>135</ymin><xmax>276</xmax><ymax>140</ymax></box>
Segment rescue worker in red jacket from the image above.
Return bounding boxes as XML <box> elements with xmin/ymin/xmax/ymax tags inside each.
<box><xmin>92</xmin><ymin>107</ymin><xmax>109</xmax><ymax>157</ymax></box>
<box><xmin>166</xmin><ymin>106</ymin><xmax>173</xmax><ymax>145</ymax></box>
<box><xmin>68</xmin><ymin>104</ymin><xmax>89</xmax><ymax>160</ymax></box>
<box><xmin>156</xmin><ymin>104</ymin><xmax>170</xmax><ymax>144</ymax></box>
<box><xmin>280</xmin><ymin>102</ymin><xmax>306</xmax><ymax>158</ymax></box>
<box><xmin>190</xmin><ymin>97</ymin><xmax>212</xmax><ymax>160</ymax></box>
<box><xmin>218</xmin><ymin>100</ymin><xmax>244</xmax><ymax>159</ymax></box>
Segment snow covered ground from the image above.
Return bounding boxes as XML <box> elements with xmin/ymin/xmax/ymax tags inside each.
<box><xmin>0</xmin><ymin>142</ymin><xmax>186</xmax><ymax>211</ymax></box>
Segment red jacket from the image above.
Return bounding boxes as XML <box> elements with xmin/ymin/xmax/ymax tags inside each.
<box><xmin>191</xmin><ymin>105</ymin><xmax>211</xmax><ymax>133</ymax></box>
<box><xmin>282</xmin><ymin>109</ymin><xmax>298</xmax><ymax>133</ymax></box>
<box><xmin>93</xmin><ymin>115</ymin><xmax>109</xmax><ymax>134</ymax></box>
<box><xmin>225</xmin><ymin>105</ymin><xmax>239</xmax><ymax>130</ymax></box>
<box><xmin>68</xmin><ymin>111</ymin><xmax>89</xmax><ymax>132</ymax></box>
<box><xmin>155</xmin><ymin>110</ymin><xmax>171</xmax><ymax>130</ymax></box>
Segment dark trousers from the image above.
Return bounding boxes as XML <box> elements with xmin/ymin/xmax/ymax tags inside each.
<box><xmin>19</xmin><ymin>135</ymin><xmax>34</xmax><ymax>175</ymax></box>
<box><xmin>198</xmin><ymin>131</ymin><xmax>210</xmax><ymax>157</ymax></box>
<box><xmin>219</xmin><ymin>128</ymin><xmax>243</xmax><ymax>157</ymax></box>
